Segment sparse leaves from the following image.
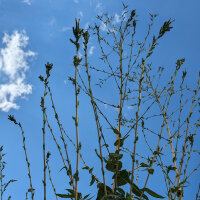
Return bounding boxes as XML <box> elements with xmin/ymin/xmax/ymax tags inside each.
<box><xmin>5</xmin><ymin>4</ymin><xmax>200</xmax><ymax>200</ymax></box>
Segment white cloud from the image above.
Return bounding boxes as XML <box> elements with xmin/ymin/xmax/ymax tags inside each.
<box><xmin>78</xmin><ymin>11</ymin><xmax>83</xmax><ymax>18</ymax></box>
<box><xmin>103</xmin><ymin>104</ymin><xmax>108</xmax><ymax>109</ymax></box>
<box><xmin>122</xmin><ymin>10</ymin><xmax>127</xmax><ymax>21</ymax></box>
<box><xmin>22</xmin><ymin>0</ymin><xmax>31</xmax><ymax>5</ymax></box>
<box><xmin>84</xmin><ymin>22</ymin><xmax>89</xmax><ymax>30</ymax></box>
<box><xmin>127</xmin><ymin>106</ymin><xmax>133</xmax><ymax>110</ymax></box>
<box><xmin>113</xmin><ymin>13</ymin><xmax>120</xmax><ymax>24</ymax></box>
<box><xmin>48</xmin><ymin>17</ymin><xmax>56</xmax><ymax>26</ymax></box>
<box><xmin>96</xmin><ymin>3</ymin><xmax>102</xmax><ymax>10</ymax></box>
<box><xmin>100</xmin><ymin>22</ymin><xmax>116</xmax><ymax>33</ymax></box>
<box><xmin>78</xmin><ymin>52</ymin><xmax>83</xmax><ymax>58</ymax></box>
<box><xmin>74</xmin><ymin>0</ymin><xmax>79</xmax><ymax>3</ymax></box>
<box><xmin>0</xmin><ymin>30</ymin><xmax>35</xmax><ymax>112</ymax></box>
<box><xmin>61</xmin><ymin>26</ymin><xmax>71</xmax><ymax>32</ymax></box>
<box><xmin>89</xmin><ymin>46</ymin><xmax>95</xmax><ymax>55</ymax></box>
<box><xmin>95</xmin><ymin>2</ymin><xmax>103</xmax><ymax>14</ymax></box>
<box><xmin>100</xmin><ymin>22</ymin><xmax>108</xmax><ymax>32</ymax></box>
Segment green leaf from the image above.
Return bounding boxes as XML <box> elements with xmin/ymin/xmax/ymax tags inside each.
<box><xmin>131</xmin><ymin>183</ymin><xmax>142</xmax><ymax>196</ymax></box>
<box><xmin>148</xmin><ymin>168</ymin><xmax>154</xmax><ymax>174</ymax></box>
<box><xmin>38</xmin><ymin>75</ymin><xmax>44</xmax><ymax>82</ymax></box>
<box><xmin>56</xmin><ymin>193</ymin><xmax>73</xmax><ymax>198</ymax></box>
<box><xmin>116</xmin><ymin>170</ymin><xmax>130</xmax><ymax>186</ymax></box>
<box><xmin>82</xmin><ymin>166</ymin><xmax>89</xmax><ymax>170</ymax></box>
<box><xmin>131</xmin><ymin>183</ymin><xmax>149</xmax><ymax>200</ymax></box>
<box><xmin>89</xmin><ymin>167</ymin><xmax>94</xmax><ymax>174</ymax></box>
<box><xmin>167</xmin><ymin>165</ymin><xmax>177</xmax><ymax>174</ymax></box>
<box><xmin>90</xmin><ymin>175</ymin><xmax>95</xmax><ymax>186</ymax></box>
<box><xmin>97</xmin><ymin>183</ymin><xmax>113</xmax><ymax>200</ymax></box>
<box><xmin>140</xmin><ymin>163</ymin><xmax>149</xmax><ymax>167</ymax></box>
<box><xmin>109</xmin><ymin>153</ymin><xmax>123</xmax><ymax>160</ymax></box>
<box><xmin>106</xmin><ymin>160</ymin><xmax>122</xmax><ymax>172</ymax></box>
<box><xmin>153</xmin><ymin>151</ymin><xmax>164</xmax><ymax>156</ymax></box>
<box><xmin>65</xmin><ymin>189</ymin><xmax>74</xmax><ymax>194</ymax></box>
<box><xmin>142</xmin><ymin>188</ymin><xmax>165</xmax><ymax>199</ymax></box>
<box><xmin>83</xmin><ymin>194</ymin><xmax>90</xmax><ymax>199</ymax></box>
<box><xmin>114</xmin><ymin>135</ymin><xmax>128</xmax><ymax>147</ymax></box>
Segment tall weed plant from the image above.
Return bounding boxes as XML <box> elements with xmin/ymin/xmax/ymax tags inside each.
<box><xmin>3</xmin><ymin>4</ymin><xmax>200</xmax><ymax>200</ymax></box>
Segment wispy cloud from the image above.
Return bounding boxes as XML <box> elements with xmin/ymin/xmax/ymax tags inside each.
<box><xmin>84</xmin><ymin>22</ymin><xmax>89</xmax><ymax>30</ymax></box>
<box><xmin>78</xmin><ymin>11</ymin><xmax>83</xmax><ymax>18</ymax></box>
<box><xmin>127</xmin><ymin>106</ymin><xmax>133</xmax><ymax>110</ymax></box>
<box><xmin>122</xmin><ymin>10</ymin><xmax>127</xmax><ymax>21</ymax></box>
<box><xmin>99</xmin><ymin>13</ymin><xmax>121</xmax><ymax>33</ymax></box>
<box><xmin>100</xmin><ymin>22</ymin><xmax>108</xmax><ymax>32</ymax></box>
<box><xmin>78</xmin><ymin>52</ymin><xmax>83</xmax><ymax>58</ymax></box>
<box><xmin>74</xmin><ymin>0</ymin><xmax>79</xmax><ymax>3</ymax></box>
<box><xmin>48</xmin><ymin>17</ymin><xmax>56</xmax><ymax>26</ymax></box>
<box><xmin>89</xmin><ymin>46</ymin><xmax>95</xmax><ymax>55</ymax></box>
<box><xmin>22</xmin><ymin>0</ymin><xmax>31</xmax><ymax>5</ymax></box>
<box><xmin>95</xmin><ymin>2</ymin><xmax>103</xmax><ymax>14</ymax></box>
<box><xmin>113</xmin><ymin>13</ymin><xmax>120</xmax><ymax>24</ymax></box>
<box><xmin>61</xmin><ymin>26</ymin><xmax>71</xmax><ymax>32</ymax></box>
<box><xmin>0</xmin><ymin>30</ymin><xmax>35</xmax><ymax>112</ymax></box>
<box><xmin>103</xmin><ymin>104</ymin><xmax>108</xmax><ymax>109</ymax></box>
<box><xmin>96</xmin><ymin>3</ymin><xmax>102</xmax><ymax>10</ymax></box>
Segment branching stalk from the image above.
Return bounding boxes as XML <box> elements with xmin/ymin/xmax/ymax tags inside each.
<box><xmin>83</xmin><ymin>31</ymin><xmax>107</xmax><ymax>196</ymax></box>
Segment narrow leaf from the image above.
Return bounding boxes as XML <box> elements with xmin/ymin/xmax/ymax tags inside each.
<box><xmin>142</xmin><ymin>188</ymin><xmax>165</xmax><ymax>198</ymax></box>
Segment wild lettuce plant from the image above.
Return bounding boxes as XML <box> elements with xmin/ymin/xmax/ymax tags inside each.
<box><xmin>8</xmin><ymin>4</ymin><xmax>200</xmax><ymax>200</ymax></box>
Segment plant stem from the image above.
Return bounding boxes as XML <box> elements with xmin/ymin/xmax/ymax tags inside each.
<box><xmin>174</xmin><ymin>73</ymin><xmax>200</xmax><ymax>200</ymax></box>
<box><xmin>195</xmin><ymin>183</ymin><xmax>200</xmax><ymax>200</ymax></box>
<box><xmin>130</xmin><ymin>61</ymin><xmax>145</xmax><ymax>196</ymax></box>
<box><xmin>44</xmin><ymin>112</ymin><xmax>76</xmax><ymax>191</ymax></box>
<box><xmin>0</xmin><ymin>150</ymin><xmax>3</xmax><ymax>200</ymax></box>
<box><xmin>46</xmin><ymin>153</ymin><xmax>58</xmax><ymax>200</ymax></box>
<box><xmin>75</xmin><ymin>46</ymin><xmax>80</xmax><ymax>200</ymax></box>
<box><xmin>113</xmin><ymin>35</ymin><xmax>124</xmax><ymax>193</ymax></box>
<box><xmin>42</xmin><ymin>86</ymin><xmax>47</xmax><ymax>200</ymax></box>
<box><xmin>18</xmin><ymin>123</ymin><xmax>34</xmax><ymax>200</ymax></box>
<box><xmin>83</xmin><ymin>31</ymin><xmax>107</xmax><ymax>196</ymax></box>
<box><xmin>46</xmin><ymin>85</ymin><xmax>74</xmax><ymax>184</ymax></box>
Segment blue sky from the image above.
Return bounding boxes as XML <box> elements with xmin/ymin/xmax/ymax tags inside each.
<box><xmin>0</xmin><ymin>0</ymin><xmax>200</xmax><ymax>199</ymax></box>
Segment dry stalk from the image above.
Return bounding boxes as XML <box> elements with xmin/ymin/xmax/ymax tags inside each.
<box><xmin>173</xmin><ymin>73</ymin><xmax>200</xmax><ymax>200</ymax></box>
<box><xmin>41</xmin><ymin>84</ymin><xmax>47</xmax><ymax>200</ymax></box>
<box><xmin>46</xmin><ymin>152</ymin><xmax>58</xmax><ymax>200</ymax></box>
<box><xmin>44</xmin><ymin>112</ymin><xmax>75</xmax><ymax>191</ymax></box>
<box><xmin>130</xmin><ymin>61</ymin><xmax>145</xmax><ymax>196</ymax></box>
<box><xmin>8</xmin><ymin>116</ymin><xmax>34</xmax><ymax>200</ymax></box>
<box><xmin>83</xmin><ymin>31</ymin><xmax>107</xmax><ymax>196</ymax></box>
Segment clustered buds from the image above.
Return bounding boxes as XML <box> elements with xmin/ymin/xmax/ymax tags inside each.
<box><xmin>83</xmin><ymin>31</ymin><xmax>90</xmax><ymax>45</ymax></box>
<box><xmin>158</xmin><ymin>18</ymin><xmax>175</xmax><ymax>39</ymax></box>
<box><xmin>70</xmin><ymin>18</ymin><xmax>83</xmax><ymax>52</ymax></box>
<box><xmin>8</xmin><ymin>115</ymin><xmax>18</xmax><ymax>125</ymax></box>
<box><xmin>45</xmin><ymin>62</ymin><xmax>53</xmax><ymax>78</ymax></box>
